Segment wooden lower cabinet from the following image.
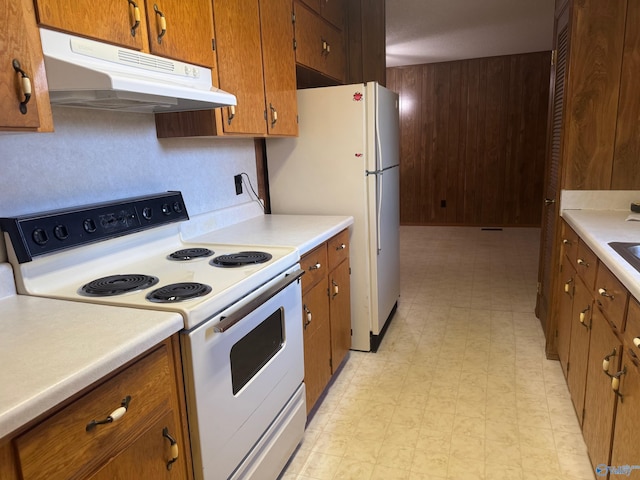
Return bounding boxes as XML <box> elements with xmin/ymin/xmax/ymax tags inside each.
<box><xmin>557</xmin><ymin>253</ymin><xmax>576</xmax><ymax>378</ymax></box>
<box><xmin>6</xmin><ymin>336</ymin><xmax>191</xmax><ymax>480</ymax></box>
<box><xmin>610</xmin><ymin>349</ymin><xmax>640</xmax><ymax>479</ymax></box>
<box><xmin>301</xmin><ymin>229</ymin><xmax>351</xmax><ymax>413</ymax></box>
<box><xmin>567</xmin><ymin>275</ymin><xmax>593</xmax><ymax>424</ymax></box>
<box><xmin>581</xmin><ymin>308</ymin><xmax>622</xmax><ymax>470</ymax></box>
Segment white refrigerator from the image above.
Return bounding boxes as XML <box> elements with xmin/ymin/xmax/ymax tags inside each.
<box><xmin>266</xmin><ymin>82</ymin><xmax>400</xmax><ymax>352</ymax></box>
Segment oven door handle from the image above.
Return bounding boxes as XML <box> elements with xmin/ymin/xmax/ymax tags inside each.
<box><xmin>214</xmin><ymin>268</ymin><xmax>305</xmax><ymax>333</ymax></box>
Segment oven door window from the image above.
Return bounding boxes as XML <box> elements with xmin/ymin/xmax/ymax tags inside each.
<box><xmin>230</xmin><ymin>307</ymin><xmax>284</xmax><ymax>395</ymax></box>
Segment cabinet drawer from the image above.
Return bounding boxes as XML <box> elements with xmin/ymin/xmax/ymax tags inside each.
<box><xmin>15</xmin><ymin>344</ymin><xmax>175</xmax><ymax>480</ymax></box>
<box><xmin>576</xmin><ymin>240</ymin><xmax>598</xmax><ymax>290</ymax></box>
<box><xmin>301</xmin><ymin>243</ymin><xmax>328</xmax><ymax>294</ymax></box>
<box><xmin>595</xmin><ymin>263</ymin><xmax>629</xmax><ymax>333</ymax></box>
<box><xmin>561</xmin><ymin>221</ymin><xmax>579</xmax><ymax>265</ymax></box>
<box><xmin>625</xmin><ymin>297</ymin><xmax>640</xmax><ymax>353</ymax></box>
<box><xmin>327</xmin><ymin>229</ymin><xmax>349</xmax><ymax>270</ymax></box>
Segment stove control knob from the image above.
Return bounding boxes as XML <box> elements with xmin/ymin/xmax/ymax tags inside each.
<box><xmin>172</xmin><ymin>201</ymin><xmax>183</xmax><ymax>213</ymax></box>
<box><xmin>162</xmin><ymin>203</ymin><xmax>171</xmax><ymax>215</ymax></box>
<box><xmin>53</xmin><ymin>224</ymin><xmax>69</xmax><ymax>240</ymax></box>
<box><xmin>142</xmin><ymin>207</ymin><xmax>153</xmax><ymax>220</ymax></box>
<box><xmin>32</xmin><ymin>228</ymin><xmax>48</xmax><ymax>246</ymax></box>
<box><xmin>83</xmin><ymin>219</ymin><xmax>97</xmax><ymax>233</ymax></box>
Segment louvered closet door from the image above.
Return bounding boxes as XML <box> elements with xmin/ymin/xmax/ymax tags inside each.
<box><xmin>536</xmin><ymin>3</ymin><xmax>570</xmax><ymax>341</ymax></box>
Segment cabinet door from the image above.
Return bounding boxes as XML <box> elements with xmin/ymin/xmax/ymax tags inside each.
<box><xmin>329</xmin><ymin>259</ymin><xmax>350</xmax><ymax>372</ymax></box>
<box><xmin>321</xmin><ymin>0</ymin><xmax>344</xmax><ymax>29</ymax></box>
<box><xmin>610</xmin><ymin>350</ymin><xmax>640</xmax><ymax>479</ymax></box>
<box><xmin>34</xmin><ymin>0</ymin><xmax>147</xmax><ymax>50</ymax></box>
<box><xmin>302</xmin><ymin>280</ymin><xmax>331</xmax><ymax>414</ymax></box>
<box><xmin>259</xmin><ymin>0</ymin><xmax>298</xmax><ymax>136</ymax></box>
<box><xmin>89</xmin><ymin>412</ymin><xmax>188</xmax><ymax>480</ymax></box>
<box><xmin>557</xmin><ymin>253</ymin><xmax>576</xmax><ymax>379</ymax></box>
<box><xmin>567</xmin><ymin>276</ymin><xmax>592</xmax><ymax>424</ymax></box>
<box><xmin>582</xmin><ymin>308</ymin><xmax>622</xmax><ymax>471</ymax></box>
<box><xmin>144</xmin><ymin>0</ymin><xmax>214</xmax><ymax>67</ymax></box>
<box><xmin>1</xmin><ymin>0</ymin><xmax>49</xmax><ymax>130</ymax></box>
<box><xmin>294</xmin><ymin>2</ymin><xmax>345</xmax><ymax>83</ymax></box>
<box><xmin>212</xmin><ymin>0</ymin><xmax>267</xmax><ymax>135</ymax></box>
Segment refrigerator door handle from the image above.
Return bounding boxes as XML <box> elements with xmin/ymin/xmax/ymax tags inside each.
<box><xmin>376</xmin><ymin>171</ymin><xmax>383</xmax><ymax>254</ymax></box>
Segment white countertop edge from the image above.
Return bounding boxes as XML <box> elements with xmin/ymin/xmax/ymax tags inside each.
<box><xmin>0</xmin><ymin>312</ymin><xmax>182</xmax><ymax>440</ymax></box>
<box><xmin>561</xmin><ymin>209</ymin><xmax>640</xmax><ymax>302</ymax></box>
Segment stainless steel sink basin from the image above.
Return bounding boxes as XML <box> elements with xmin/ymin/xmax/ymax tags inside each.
<box><xmin>609</xmin><ymin>242</ymin><xmax>640</xmax><ymax>272</ymax></box>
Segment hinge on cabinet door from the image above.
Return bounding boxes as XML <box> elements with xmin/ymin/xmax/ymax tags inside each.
<box><xmin>551</xmin><ymin>49</ymin><xmax>557</xmax><ymax>67</ymax></box>
<box><xmin>350</xmin><ymin>329</ymin><xmax>353</xmax><ymax>336</ymax></box>
<box><xmin>292</xmin><ymin>12</ymin><xmax>296</xmax><ymax>23</ymax></box>
<box><xmin>293</xmin><ymin>38</ymin><xmax>297</xmax><ymax>50</ymax></box>
<box><xmin>329</xmin><ymin>358</ymin><xmax>333</xmax><ymax>369</ymax></box>
<box><xmin>566</xmin><ymin>361</ymin><xmax>570</xmax><ymax>373</ymax></box>
<box><xmin>537</xmin><ymin>282</ymin><xmax>541</xmax><ymax>295</ymax></box>
<box><xmin>296</xmin><ymin>114</ymin><xmax>299</xmax><ymax>124</ymax></box>
<box><xmin>212</xmin><ymin>38</ymin><xmax>216</xmax><ymax>51</ymax></box>
<box><xmin>264</xmin><ymin>109</ymin><xmax>267</xmax><ymax>120</ymax></box>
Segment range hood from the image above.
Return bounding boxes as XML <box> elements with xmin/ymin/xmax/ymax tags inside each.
<box><xmin>39</xmin><ymin>28</ymin><xmax>236</xmax><ymax>114</ymax></box>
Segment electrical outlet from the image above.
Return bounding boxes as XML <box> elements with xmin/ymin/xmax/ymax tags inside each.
<box><xmin>234</xmin><ymin>174</ymin><xmax>243</xmax><ymax>195</ymax></box>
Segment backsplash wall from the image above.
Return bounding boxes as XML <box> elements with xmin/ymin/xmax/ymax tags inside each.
<box><xmin>0</xmin><ymin>107</ymin><xmax>260</xmax><ymax>261</ymax></box>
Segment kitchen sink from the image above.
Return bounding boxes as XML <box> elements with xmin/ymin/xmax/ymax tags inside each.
<box><xmin>609</xmin><ymin>242</ymin><xmax>640</xmax><ymax>273</ymax></box>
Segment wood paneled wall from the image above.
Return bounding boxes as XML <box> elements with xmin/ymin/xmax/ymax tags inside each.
<box><xmin>387</xmin><ymin>51</ymin><xmax>551</xmax><ymax>226</ymax></box>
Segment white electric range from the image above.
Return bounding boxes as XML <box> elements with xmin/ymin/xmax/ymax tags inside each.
<box><xmin>1</xmin><ymin>191</ymin><xmax>306</xmax><ymax>480</ymax></box>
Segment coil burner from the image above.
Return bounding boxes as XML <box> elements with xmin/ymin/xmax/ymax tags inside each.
<box><xmin>80</xmin><ymin>274</ymin><xmax>159</xmax><ymax>296</ymax></box>
<box><xmin>210</xmin><ymin>251</ymin><xmax>273</xmax><ymax>268</ymax></box>
<box><xmin>168</xmin><ymin>248</ymin><xmax>215</xmax><ymax>261</ymax></box>
<box><xmin>146</xmin><ymin>282</ymin><xmax>212</xmax><ymax>302</ymax></box>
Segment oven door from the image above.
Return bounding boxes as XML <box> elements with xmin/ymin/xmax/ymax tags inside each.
<box><xmin>181</xmin><ymin>266</ymin><xmax>305</xmax><ymax>480</ymax></box>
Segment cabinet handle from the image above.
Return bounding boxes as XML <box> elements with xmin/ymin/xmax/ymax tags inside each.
<box><xmin>579</xmin><ymin>305</ymin><xmax>590</xmax><ymax>328</ymax></box>
<box><xmin>86</xmin><ymin>395</ymin><xmax>131</xmax><ymax>431</ymax></box>
<box><xmin>332</xmin><ymin>279</ymin><xmax>339</xmax><ymax>297</ymax></box>
<box><xmin>12</xmin><ymin>59</ymin><xmax>31</xmax><ymax>115</ymax></box>
<box><xmin>598</xmin><ymin>287</ymin><xmax>614</xmax><ymax>300</ymax></box>
<box><xmin>303</xmin><ymin>304</ymin><xmax>312</xmax><ymax>328</ymax></box>
<box><xmin>577</xmin><ymin>258</ymin><xmax>589</xmax><ymax>267</ymax></box>
<box><xmin>634</xmin><ymin>337</ymin><xmax>640</xmax><ymax>349</ymax></box>
<box><xmin>562</xmin><ymin>239</ymin><xmax>572</xmax><ymax>245</ymax></box>
<box><xmin>564</xmin><ymin>278</ymin><xmax>573</xmax><ymax>293</ymax></box>
<box><xmin>336</xmin><ymin>243</ymin><xmax>346</xmax><ymax>251</ymax></box>
<box><xmin>128</xmin><ymin>0</ymin><xmax>141</xmax><ymax>37</ymax></box>
<box><xmin>602</xmin><ymin>348</ymin><xmax>617</xmax><ymax>377</ymax></box>
<box><xmin>227</xmin><ymin>105</ymin><xmax>236</xmax><ymax>125</ymax></box>
<box><xmin>162</xmin><ymin>427</ymin><xmax>179</xmax><ymax>470</ymax></box>
<box><xmin>321</xmin><ymin>38</ymin><xmax>328</xmax><ymax>55</ymax></box>
<box><xmin>309</xmin><ymin>262</ymin><xmax>321</xmax><ymax>271</ymax></box>
<box><xmin>154</xmin><ymin>4</ymin><xmax>167</xmax><ymax>44</ymax></box>
<box><xmin>611</xmin><ymin>366</ymin><xmax>627</xmax><ymax>402</ymax></box>
<box><xmin>269</xmin><ymin>103</ymin><xmax>278</xmax><ymax>127</ymax></box>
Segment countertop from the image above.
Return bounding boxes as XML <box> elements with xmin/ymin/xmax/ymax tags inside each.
<box><xmin>187</xmin><ymin>214</ymin><xmax>354</xmax><ymax>255</ymax></box>
<box><xmin>561</xmin><ymin>209</ymin><xmax>640</xmax><ymax>301</ymax></box>
<box><xmin>0</xmin><ymin>263</ymin><xmax>183</xmax><ymax>440</ymax></box>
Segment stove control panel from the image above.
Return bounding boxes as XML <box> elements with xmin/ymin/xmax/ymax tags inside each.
<box><xmin>0</xmin><ymin>191</ymin><xmax>189</xmax><ymax>263</ymax></box>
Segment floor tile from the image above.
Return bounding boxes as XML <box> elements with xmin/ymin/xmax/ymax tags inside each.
<box><xmin>279</xmin><ymin>227</ymin><xmax>595</xmax><ymax>480</ymax></box>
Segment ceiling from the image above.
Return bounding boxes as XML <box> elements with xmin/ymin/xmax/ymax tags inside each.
<box><xmin>386</xmin><ymin>0</ymin><xmax>556</xmax><ymax>67</ymax></box>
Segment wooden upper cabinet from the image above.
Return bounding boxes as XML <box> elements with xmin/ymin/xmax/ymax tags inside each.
<box><xmin>34</xmin><ymin>0</ymin><xmax>215</xmax><ymax>67</ymax></box>
<box><xmin>320</xmin><ymin>0</ymin><xmax>344</xmax><ymax>29</ymax></box>
<box><xmin>34</xmin><ymin>0</ymin><xmax>149</xmax><ymax>50</ymax></box>
<box><xmin>143</xmin><ymin>0</ymin><xmax>215</xmax><ymax>67</ymax></box>
<box><xmin>213</xmin><ymin>0</ymin><xmax>267</xmax><ymax>135</ymax></box>
<box><xmin>1</xmin><ymin>0</ymin><xmax>53</xmax><ymax>132</ymax></box>
<box><xmin>259</xmin><ymin>0</ymin><xmax>298</xmax><ymax>136</ymax></box>
<box><xmin>155</xmin><ymin>0</ymin><xmax>298</xmax><ymax>138</ymax></box>
<box><xmin>294</xmin><ymin>1</ymin><xmax>345</xmax><ymax>83</ymax></box>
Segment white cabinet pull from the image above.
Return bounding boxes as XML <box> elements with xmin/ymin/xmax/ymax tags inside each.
<box><xmin>309</xmin><ymin>262</ymin><xmax>321</xmax><ymax>270</ymax></box>
<box><xmin>269</xmin><ymin>103</ymin><xmax>278</xmax><ymax>127</ymax></box>
<box><xmin>128</xmin><ymin>0</ymin><xmax>141</xmax><ymax>36</ymax></box>
<box><xmin>227</xmin><ymin>105</ymin><xmax>236</xmax><ymax>125</ymax></box>
<box><xmin>602</xmin><ymin>349</ymin><xmax>616</xmax><ymax>377</ymax></box>
<box><xmin>12</xmin><ymin>59</ymin><xmax>31</xmax><ymax>115</ymax></box>
<box><xmin>634</xmin><ymin>337</ymin><xmax>640</xmax><ymax>348</ymax></box>
<box><xmin>86</xmin><ymin>395</ymin><xmax>131</xmax><ymax>431</ymax></box>
<box><xmin>154</xmin><ymin>4</ymin><xmax>167</xmax><ymax>44</ymax></box>
<box><xmin>163</xmin><ymin>427</ymin><xmax>179</xmax><ymax>470</ymax></box>
<box><xmin>332</xmin><ymin>279</ymin><xmax>339</xmax><ymax>297</ymax></box>
<box><xmin>564</xmin><ymin>278</ymin><xmax>573</xmax><ymax>293</ymax></box>
<box><xmin>598</xmin><ymin>287</ymin><xmax>614</xmax><ymax>299</ymax></box>
<box><xmin>611</xmin><ymin>367</ymin><xmax>627</xmax><ymax>402</ymax></box>
<box><xmin>577</xmin><ymin>258</ymin><xmax>589</xmax><ymax>267</ymax></box>
<box><xmin>562</xmin><ymin>239</ymin><xmax>572</xmax><ymax>245</ymax></box>
<box><xmin>336</xmin><ymin>243</ymin><xmax>346</xmax><ymax>251</ymax></box>
<box><xmin>303</xmin><ymin>305</ymin><xmax>312</xmax><ymax>328</ymax></box>
<box><xmin>579</xmin><ymin>306</ymin><xmax>590</xmax><ymax>328</ymax></box>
